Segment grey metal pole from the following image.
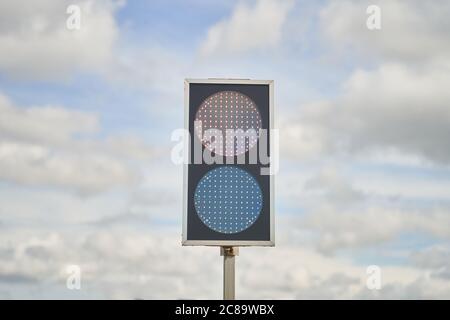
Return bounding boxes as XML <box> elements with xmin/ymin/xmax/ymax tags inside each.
<box><xmin>221</xmin><ymin>247</ymin><xmax>239</xmax><ymax>300</ymax></box>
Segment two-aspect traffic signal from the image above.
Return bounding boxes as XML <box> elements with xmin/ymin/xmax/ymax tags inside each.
<box><xmin>183</xmin><ymin>79</ymin><xmax>274</xmax><ymax>246</ymax></box>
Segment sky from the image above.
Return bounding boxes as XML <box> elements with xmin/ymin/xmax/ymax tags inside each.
<box><xmin>0</xmin><ymin>0</ymin><xmax>449</xmax><ymax>299</ymax></box>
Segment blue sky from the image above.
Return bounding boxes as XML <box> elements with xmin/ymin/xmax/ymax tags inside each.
<box><xmin>0</xmin><ymin>0</ymin><xmax>449</xmax><ymax>299</ymax></box>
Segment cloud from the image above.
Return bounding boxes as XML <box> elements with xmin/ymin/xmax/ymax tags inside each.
<box><xmin>320</xmin><ymin>0</ymin><xmax>450</xmax><ymax>64</ymax></box>
<box><xmin>355</xmin><ymin>276</ymin><xmax>450</xmax><ymax>299</ymax></box>
<box><xmin>0</xmin><ymin>228</ymin><xmax>221</xmax><ymax>299</ymax></box>
<box><xmin>283</xmin><ymin>63</ymin><xmax>450</xmax><ymax>164</ymax></box>
<box><xmin>303</xmin><ymin>167</ymin><xmax>364</xmax><ymax>206</ymax></box>
<box><xmin>0</xmin><ymin>0</ymin><xmax>122</xmax><ymax>80</ymax></box>
<box><xmin>106</xmin><ymin>45</ymin><xmax>187</xmax><ymax>96</ymax></box>
<box><xmin>411</xmin><ymin>245</ymin><xmax>450</xmax><ymax>280</ymax></box>
<box><xmin>295</xmin><ymin>273</ymin><xmax>360</xmax><ymax>299</ymax></box>
<box><xmin>276</xmin><ymin>0</ymin><xmax>450</xmax><ymax>274</ymax></box>
<box><xmin>0</xmin><ymin>92</ymin><xmax>156</xmax><ymax>194</ymax></box>
<box><xmin>1</xmin><ymin>226</ymin><xmax>449</xmax><ymax>299</ymax></box>
<box><xmin>303</xmin><ymin>206</ymin><xmax>450</xmax><ymax>254</ymax></box>
<box><xmin>0</xmin><ymin>156</ymin><xmax>179</xmax><ymax>228</ymax></box>
<box><xmin>0</xmin><ymin>94</ymin><xmax>98</xmax><ymax>145</ymax></box>
<box><xmin>0</xmin><ymin>273</ymin><xmax>37</xmax><ymax>284</ymax></box>
<box><xmin>284</xmin><ymin>167</ymin><xmax>450</xmax><ymax>254</ymax></box>
<box><xmin>0</xmin><ymin>141</ymin><xmax>136</xmax><ymax>193</ymax></box>
<box><xmin>281</xmin><ymin>0</ymin><xmax>450</xmax><ymax>165</ymax></box>
<box><xmin>280</xmin><ymin>110</ymin><xmax>329</xmax><ymax>160</ymax></box>
<box><xmin>0</xmin><ymin>186</ymin><xmax>130</xmax><ymax>226</ymax></box>
<box><xmin>200</xmin><ymin>0</ymin><xmax>293</xmax><ymax>57</ymax></box>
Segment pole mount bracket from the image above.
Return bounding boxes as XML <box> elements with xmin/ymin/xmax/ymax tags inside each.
<box><xmin>220</xmin><ymin>246</ymin><xmax>239</xmax><ymax>257</ymax></box>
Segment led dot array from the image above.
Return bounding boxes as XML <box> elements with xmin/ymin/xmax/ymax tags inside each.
<box><xmin>194</xmin><ymin>166</ymin><xmax>263</xmax><ymax>234</ymax></box>
<box><xmin>195</xmin><ymin>91</ymin><xmax>262</xmax><ymax>157</ymax></box>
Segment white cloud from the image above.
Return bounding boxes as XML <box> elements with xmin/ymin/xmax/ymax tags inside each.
<box><xmin>0</xmin><ymin>186</ymin><xmax>130</xmax><ymax>226</ymax></box>
<box><xmin>283</xmin><ymin>63</ymin><xmax>450</xmax><ymax>164</ymax></box>
<box><xmin>279</xmin><ymin>166</ymin><xmax>450</xmax><ymax>254</ymax></box>
<box><xmin>320</xmin><ymin>0</ymin><xmax>450</xmax><ymax>64</ymax></box>
<box><xmin>304</xmin><ymin>207</ymin><xmax>450</xmax><ymax>254</ymax></box>
<box><xmin>107</xmin><ymin>45</ymin><xmax>187</xmax><ymax>96</ymax></box>
<box><xmin>0</xmin><ymin>228</ymin><xmax>221</xmax><ymax>299</ymax></box>
<box><xmin>278</xmin><ymin>0</ymin><xmax>450</xmax><ymax>165</ymax></box>
<box><xmin>276</xmin><ymin>0</ymin><xmax>450</xmax><ymax>268</ymax></box>
<box><xmin>351</xmin><ymin>170</ymin><xmax>450</xmax><ymax>201</ymax></box>
<box><xmin>0</xmin><ymin>0</ymin><xmax>121</xmax><ymax>79</ymax></box>
<box><xmin>0</xmin><ymin>92</ymin><xmax>156</xmax><ymax>194</ymax></box>
<box><xmin>0</xmin><ymin>141</ymin><xmax>136</xmax><ymax>193</ymax></box>
<box><xmin>1</xmin><ymin>226</ymin><xmax>449</xmax><ymax>299</ymax></box>
<box><xmin>0</xmin><ymin>94</ymin><xmax>98</xmax><ymax>145</ymax></box>
<box><xmin>303</xmin><ymin>166</ymin><xmax>363</xmax><ymax>206</ymax></box>
<box><xmin>411</xmin><ymin>245</ymin><xmax>450</xmax><ymax>280</ymax></box>
<box><xmin>200</xmin><ymin>0</ymin><xmax>293</xmax><ymax>57</ymax></box>
<box><xmin>280</xmin><ymin>109</ymin><xmax>328</xmax><ymax>160</ymax></box>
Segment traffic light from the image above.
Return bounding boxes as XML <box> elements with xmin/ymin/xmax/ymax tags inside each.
<box><xmin>182</xmin><ymin>79</ymin><xmax>274</xmax><ymax>246</ymax></box>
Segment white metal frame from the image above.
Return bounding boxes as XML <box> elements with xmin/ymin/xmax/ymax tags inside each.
<box><xmin>182</xmin><ymin>79</ymin><xmax>275</xmax><ymax>246</ymax></box>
